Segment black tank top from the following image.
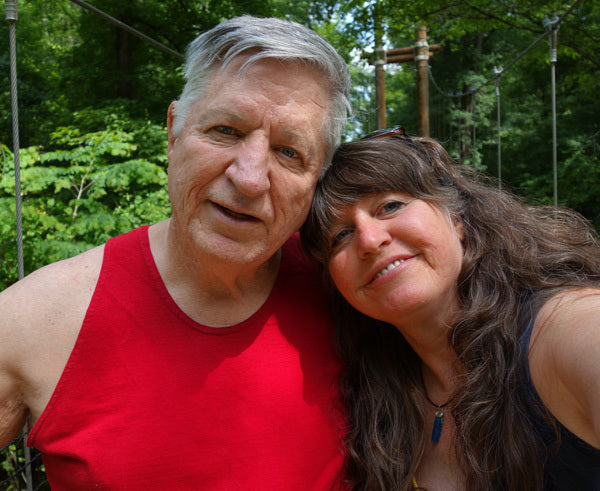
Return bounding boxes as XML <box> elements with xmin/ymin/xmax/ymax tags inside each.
<box><xmin>519</xmin><ymin>311</ymin><xmax>600</xmax><ymax>490</ymax></box>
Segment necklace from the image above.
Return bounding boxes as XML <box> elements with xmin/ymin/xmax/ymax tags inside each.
<box><xmin>419</xmin><ymin>366</ymin><xmax>453</xmax><ymax>444</ymax></box>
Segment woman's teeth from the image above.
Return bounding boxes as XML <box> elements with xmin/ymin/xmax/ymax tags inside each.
<box><xmin>373</xmin><ymin>259</ymin><xmax>404</xmax><ymax>281</ymax></box>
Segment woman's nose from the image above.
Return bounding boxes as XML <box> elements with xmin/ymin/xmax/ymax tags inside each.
<box><xmin>356</xmin><ymin>218</ymin><xmax>391</xmax><ymax>258</ymax></box>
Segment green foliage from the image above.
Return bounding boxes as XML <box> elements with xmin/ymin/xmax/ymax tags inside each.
<box><xmin>0</xmin><ymin>443</ymin><xmax>47</xmax><ymax>490</ymax></box>
<box><xmin>337</xmin><ymin>0</ymin><xmax>600</xmax><ymax>228</ymax></box>
<box><xmin>0</xmin><ymin>108</ymin><xmax>170</xmax><ymax>290</ymax></box>
<box><xmin>0</xmin><ymin>0</ymin><xmax>81</xmax><ymax>147</ymax></box>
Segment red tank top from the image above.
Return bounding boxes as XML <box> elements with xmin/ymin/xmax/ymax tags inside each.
<box><xmin>28</xmin><ymin>226</ymin><xmax>346</xmax><ymax>490</ymax></box>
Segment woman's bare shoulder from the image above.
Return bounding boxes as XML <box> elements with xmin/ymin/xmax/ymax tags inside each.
<box><xmin>530</xmin><ymin>287</ymin><xmax>600</xmax><ymax>448</ymax></box>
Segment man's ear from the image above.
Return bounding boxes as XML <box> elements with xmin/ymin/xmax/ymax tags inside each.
<box><xmin>167</xmin><ymin>101</ymin><xmax>178</xmax><ymax>153</ymax></box>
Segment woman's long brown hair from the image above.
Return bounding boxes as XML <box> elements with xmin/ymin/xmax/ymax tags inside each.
<box><xmin>301</xmin><ymin>137</ymin><xmax>600</xmax><ymax>490</ymax></box>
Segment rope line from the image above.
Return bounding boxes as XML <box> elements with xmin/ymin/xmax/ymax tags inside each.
<box><xmin>69</xmin><ymin>0</ymin><xmax>184</xmax><ymax>61</ymax></box>
<box><xmin>7</xmin><ymin>3</ymin><xmax>24</xmax><ymax>280</ymax></box>
<box><xmin>6</xmin><ymin>2</ymin><xmax>32</xmax><ymax>489</ymax></box>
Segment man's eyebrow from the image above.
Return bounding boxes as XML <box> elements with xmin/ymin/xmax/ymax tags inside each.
<box><xmin>279</xmin><ymin>128</ymin><xmax>306</xmax><ymax>145</ymax></box>
<box><xmin>204</xmin><ymin>108</ymin><xmax>246</xmax><ymax>124</ymax></box>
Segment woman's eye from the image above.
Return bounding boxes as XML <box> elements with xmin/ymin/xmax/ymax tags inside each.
<box><xmin>381</xmin><ymin>201</ymin><xmax>404</xmax><ymax>215</ymax></box>
<box><xmin>331</xmin><ymin>229</ymin><xmax>352</xmax><ymax>248</ymax></box>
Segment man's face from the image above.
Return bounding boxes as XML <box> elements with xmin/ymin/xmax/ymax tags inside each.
<box><xmin>166</xmin><ymin>57</ymin><xmax>330</xmax><ymax>267</ymax></box>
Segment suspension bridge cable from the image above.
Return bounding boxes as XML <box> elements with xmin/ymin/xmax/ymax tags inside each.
<box><xmin>548</xmin><ymin>16</ymin><xmax>559</xmax><ymax>206</ymax></box>
<box><xmin>6</xmin><ymin>0</ymin><xmax>23</xmax><ymax>281</ymax></box>
<box><xmin>427</xmin><ymin>0</ymin><xmax>581</xmax><ymax>205</ymax></box>
<box><xmin>6</xmin><ymin>4</ymin><xmax>32</xmax><ymax>490</ymax></box>
<box><xmin>428</xmin><ymin>0</ymin><xmax>582</xmax><ymax>99</ymax></box>
<box><xmin>69</xmin><ymin>0</ymin><xmax>184</xmax><ymax>61</ymax></box>
<box><xmin>494</xmin><ymin>68</ymin><xmax>502</xmax><ymax>190</ymax></box>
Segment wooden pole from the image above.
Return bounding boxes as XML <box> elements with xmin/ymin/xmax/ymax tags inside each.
<box><xmin>373</xmin><ymin>0</ymin><xmax>386</xmax><ymax>130</ymax></box>
<box><xmin>360</xmin><ymin>26</ymin><xmax>439</xmax><ymax>134</ymax></box>
<box><xmin>415</xmin><ymin>26</ymin><xmax>430</xmax><ymax>136</ymax></box>
<box><xmin>375</xmin><ymin>44</ymin><xmax>386</xmax><ymax>129</ymax></box>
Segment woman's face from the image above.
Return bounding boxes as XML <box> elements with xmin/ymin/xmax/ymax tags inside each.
<box><xmin>327</xmin><ymin>191</ymin><xmax>464</xmax><ymax>328</ymax></box>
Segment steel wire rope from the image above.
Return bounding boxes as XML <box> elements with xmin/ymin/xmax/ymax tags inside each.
<box><xmin>494</xmin><ymin>67</ymin><xmax>502</xmax><ymax>189</ymax></box>
<box><xmin>69</xmin><ymin>0</ymin><xmax>184</xmax><ymax>61</ymax></box>
<box><xmin>5</xmin><ymin>2</ymin><xmax>31</xmax><ymax>488</ymax></box>
<box><xmin>6</xmin><ymin>1</ymin><xmax>23</xmax><ymax>279</ymax></box>
<box><xmin>426</xmin><ymin>0</ymin><xmax>581</xmax><ymax>200</ymax></box>
<box><xmin>427</xmin><ymin>0</ymin><xmax>581</xmax><ymax>100</ymax></box>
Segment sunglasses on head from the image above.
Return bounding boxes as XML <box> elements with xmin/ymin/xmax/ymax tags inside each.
<box><xmin>361</xmin><ymin>125</ymin><xmax>409</xmax><ymax>140</ymax></box>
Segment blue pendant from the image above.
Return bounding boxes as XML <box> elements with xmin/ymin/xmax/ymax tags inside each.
<box><xmin>431</xmin><ymin>410</ymin><xmax>444</xmax><ymax>443</ymax></box>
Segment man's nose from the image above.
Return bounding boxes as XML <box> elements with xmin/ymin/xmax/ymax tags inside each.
<box><xmin>356</xmin><ymin>218</ymin><xmax>391</xmax><ymax>258</ymax></box>
<box><xmin>225</xmin><ymin>134</ymin><xmax>271</xmax><ymax>197</ymax></box>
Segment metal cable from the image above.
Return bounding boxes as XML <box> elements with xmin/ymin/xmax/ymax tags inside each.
<box><xmin>549</xmin><ymin>18</ymin><xmax>559</xmax><ymax>206</ymax></box>
<box><xmin>427</xmin><ymin>0</ymin><xmax>582</xmax><ymax>99</ymax></box>
<box><xmin>7</xmin><ymin>3</ymin><xmax>32</xmax><ymax>490</ymax></box>
<box><xmin>6</xmin><ymin>1</ymin><xmax>24</xmax><ymax>281</ymax></box>
<box><xmin>494</xmin><ymin>69</ymin><xmax>502</xmax><ymax>190</ymax></box>
<box><xmin>69</xmin><ymin>0</ymin><xmax>184</xmax><ymax>61</ymax></box>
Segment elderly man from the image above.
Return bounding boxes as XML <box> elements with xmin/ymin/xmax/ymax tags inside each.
<box><xmin>0</xmin><ymin>15</ymin><xmax>351</xmax><ymax>489</ymax></box>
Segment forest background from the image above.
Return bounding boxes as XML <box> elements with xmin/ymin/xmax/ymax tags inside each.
<box><xmin>0</xmin><ymin>0</ymin><xmax>598</xmax><ymax>487</ymax></box>
<box><xmin>1</xmin><ymin>0</ymin><xmax>599</xmax><ymax>293</ymax></box>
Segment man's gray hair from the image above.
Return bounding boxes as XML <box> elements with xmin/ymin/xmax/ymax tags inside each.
<box><xmin>171</xmin><ymin>15</ymin><xmax>351</xmax><ymax>168</ymax></box>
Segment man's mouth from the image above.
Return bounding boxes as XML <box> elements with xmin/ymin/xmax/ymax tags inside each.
<box><xmin>216</xmin><ymin>203</ymin><xmax>257</xmax><ymax>221</ymax></box>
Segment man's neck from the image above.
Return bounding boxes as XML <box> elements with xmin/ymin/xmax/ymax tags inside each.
<box><xmin>147</xmin><ymin>220</ymin><xmax>281</xmax><ymax>327</ymax></box>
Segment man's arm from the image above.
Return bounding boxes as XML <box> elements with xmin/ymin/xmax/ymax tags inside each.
<box><xmin>0</xmin><ymin>245</ymin><xmax>104</xmax><ymax>448</ymax></box>
<box><xmin>0</xmin><ymin>276</ymin><xmax>37</xmax><ymax>448</ymax></box>
<box><xmin>0</xmin><ymin>363</ymin><xmax>27</xmax><ymax>448</ymax></box>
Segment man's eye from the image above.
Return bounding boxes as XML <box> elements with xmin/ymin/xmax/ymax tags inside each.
<box><xmin>215</xmin><ymin>126</ymin><xmax>235</xmax><ymax>135</ymax></box>
<box><xmin>280</xmin><ymin>146</ymin><xmax>298</xmax><ymax>159</ymax></box>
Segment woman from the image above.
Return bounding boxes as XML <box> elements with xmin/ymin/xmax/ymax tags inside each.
<box><xmin>301</xmin><ymin>134</ymin><xmax>600</xmax><ymax>490</ymax></box>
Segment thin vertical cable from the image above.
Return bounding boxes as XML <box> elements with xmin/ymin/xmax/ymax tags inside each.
<box><xmin>6</xmin><ymin>2</ymin><xmax>32</xmax><ymax>490</ymax></box>
<box><xmin>6</xmin><ymin>0</ymin><xmax>24</xmax><ymax>280</ymax></box>
<box><xmin>68</xmin><ymin>0</ymin><xmax>183</xmax><ymax>60</ymax></box>
<box><xmin>494</xmin><ymin>67</ymin><xmax>503</xmax><ymax>190</ymax></box>
<box><xmin>547</xmin><ymin>14</ymin><xmax>559</xmax><ymax>206</ymax></box>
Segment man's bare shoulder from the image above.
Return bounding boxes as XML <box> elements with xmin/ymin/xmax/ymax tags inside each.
<box><xmin>1</xmin><ymin>244</ymin><xmax>105</xmax><ymax>327</ymax></box>
<box><xmin>0</xmin><ymin>244</ymin><xmax>106</xmax><ymax>444</ymax></box>
<box><xmin>0</xmin><ymin>243</ymin><xmax>105</xmax><ymax>367</ymax></box>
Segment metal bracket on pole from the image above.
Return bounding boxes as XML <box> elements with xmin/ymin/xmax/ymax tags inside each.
<box><xmin>5</xmin><ymin>0</ymin><xmax>17</xmax><ymax>20</ymax></box>
<box><xmin>414</xmin><ymin>39</ymin><xmax>429</xmax><ymax>62</ymax></box>
<box><xmin>374</xmin><ymin>45</ymin><xmax>386</xmax><ymax>65</ymax></box>
<box><xmin>543</xmin><ymin>13</ymin><xmax>559</xmax><ymax>62</ymax></box>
